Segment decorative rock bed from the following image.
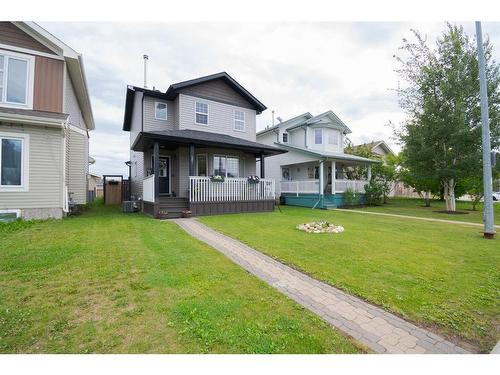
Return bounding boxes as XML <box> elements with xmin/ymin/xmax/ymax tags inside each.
<box><xmin>296</xmin><ymin>221</ymin><xmax>345</xmax><ymax>234</ymax></box>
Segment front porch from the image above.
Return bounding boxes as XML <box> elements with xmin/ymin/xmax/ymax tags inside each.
<box><xmin>134</xmin><ymin>129</ymin><xmax>284</xmax><ymax>218</ymax></box>
<box><xmin>279</xmin><ymin>158</ymin><xmax>375</xmax><ymax>209</ymax></box>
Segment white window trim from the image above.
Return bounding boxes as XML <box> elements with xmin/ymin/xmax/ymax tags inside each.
<box><xmin>233</xmin><ymin>109</ymin><xmax>246</xmax><ymax>132</ymax></box>
<box><xmin>314</xmin><ymin>128</ymin><xmax>323</xmax><ymax>145</ymax></box>
<box><xmin>196</xmin><ymin>154</ymin><xmax>208</xmax><ymax>177</ymax></box>
<box><xmin>0</xmin><ymin>132</ymin><xmax>29</xmax><ymax>192</ymax></box>
<box><xmin>0</xmin><ymin>49</ymin><xmax>35</xmax><ymax>110</ymax></box>
<box><xmin>195</xmin><ymin>101</ymin><xmax>209</xmax><ymax>126</ymax></box>
<box><xmin>213</xmin><ymin>154</ymin><xmax>240</xmax><ymax>178</ymax></box>
<box><xmin>154</xmin><ymin>101</ymin><xmax>168</xmax><ymax>121</ymax></box>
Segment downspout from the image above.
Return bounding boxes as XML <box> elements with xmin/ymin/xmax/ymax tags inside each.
<box><xmin>62</xmin><ymin>119</ymin><xmax>69</xmax><ymax>214</ymax></box>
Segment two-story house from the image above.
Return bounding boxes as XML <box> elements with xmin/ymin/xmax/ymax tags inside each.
<box><xmin>122</xmin><ymin>72</ymin><xmax>285</xmax><ymax>218</ymax></box>
<box><xmin>257</xmin><ymin>111</ymin><xmax>377</xmax><ymax>209</ymax></box>
<box><xmin>0</xmin><ymin>22</ymin><xmax>94</xmax><ymax>221</ymax></box>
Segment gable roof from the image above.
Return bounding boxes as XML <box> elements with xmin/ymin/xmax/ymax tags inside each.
<box><xmin>11</xmin><ymin>22</ymin><xmax>95</xmax><ymax>130</ymax></box>
<box><xmin>165</xmin><ymin>72</ymin><xmax>267</xmax><ymax>113</ymax></box>
<box><xmin>286</xmin><ymin>110</ymin><xmax>352</xmax><ymax>134</ymax></box>
<box><xmin>352</xmin><ymin>140</ymin><xmax>394</xmax><ymax>156</ymax></box>
<box><xmin>256</xmin><ymin>112</ymin><xmax>313</xmax><ymax>137</ymax></box>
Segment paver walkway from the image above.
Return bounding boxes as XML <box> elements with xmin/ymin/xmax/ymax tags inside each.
<box><xmin>173</xmin><ymin>218</ymin><xmax>470</xmax><ymax>354</ymax></box>
<box><xmin>335</xmin><ymin>209</ymin><xmax>500</xmax><ymax>229</ymax></box>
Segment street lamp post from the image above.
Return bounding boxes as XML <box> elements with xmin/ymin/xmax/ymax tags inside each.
<box><xmin>475</xmin><ymin>21</ymin><xmax>495</xmax><ymax>238</ymax></box>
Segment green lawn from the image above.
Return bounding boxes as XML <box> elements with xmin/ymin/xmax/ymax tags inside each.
<box><xmin>352</xmin><ymin>197</ymin><xmax>500</xmax><ymax>225</ymax></box>
<box><xmin>0</xmin><ymin>205</ymin><xmax>360</xmax><ymax>354</ymax></box>
<box><xmin>200</xmin><ymin>206</ymin><xmax>500</xmax><ymax>353</ymax></box>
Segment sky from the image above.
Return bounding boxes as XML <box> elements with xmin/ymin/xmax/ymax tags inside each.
<box><xmin>40</xmin><ymin>22</ymin><xmax>500</xmax><ymax>177</ymax></box>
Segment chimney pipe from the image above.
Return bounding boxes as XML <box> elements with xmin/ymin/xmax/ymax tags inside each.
<box><xmin>143</xmin><ymin>54</ymin><xmax>149</xmax><ymax>89</ymax></box>
<box><xmin>272</xmin><ymin>110</ymin><xmax>275</xmax><ymax>126</ymax></box>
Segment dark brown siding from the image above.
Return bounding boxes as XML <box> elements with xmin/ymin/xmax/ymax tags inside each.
<box><xmin>179</xmin><ymin>80</ymin><xmax>255</xmax><ymax>109</ymax></box>
<box><xmin>0</xmin><ymin>22</ymin><xmax>55</xmax><ymax>54</ymax></box>
<box><xmin>189</xmin><ymin>200</ymin><xmax>275</xmax><ymax>216</ymax></box>
<box><xmin>33</xmin><ymin>56</ymin><xmax>64</xmax><ymax>113</ymax></box>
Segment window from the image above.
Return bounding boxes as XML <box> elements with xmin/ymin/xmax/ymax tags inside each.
<box><xmin>196</xmin><ymin>154</ymin><xmax>208</xmax><ymax>176</ymax></box>
<box><xmin>282</xmin><ymin>133</ymin><xmax>288</xmax><ymax>143</ymax></box>
<box><xmin>314</xmin><ymin>128</ymin><xmax>323</xmax><ymax>144</ymax></box>
<box><xmin>0</xmin><ymin>133</ymin><xmax>28</xmax><ymax>191</ymax></box>
<box><xmin>233</xmin><ymin>110</ymin><xmax>245</xmax><ymax>131</ymax></box>
<box><xmin>155</xmin><ymin>102</ymin><xmax>167</xmax><ymax>120</ymax></box>
<box><xmin>213</xmin><ymin>155</ymin><xmax>239</xmax><ymax>178</ymax></box>
<box><xmin>0</xmin><ymin>51</ymin><xmax>33</xmax><ymax>107</ymax></box>
<box><xmin>195</xmin><ymin>101</ymin><xmax>209</xmax><ymax>125</ymax></box>
<box><xmin>328</xmin><ymin>131</ymin><xmax>338</xmax><ymax>145</ymax></box>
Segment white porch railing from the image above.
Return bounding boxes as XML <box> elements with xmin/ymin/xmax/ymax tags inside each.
<box><xmin>335</xmin><ymin>179</ymin><xmax>367</xmax><ymax>193</ymax></box>
<box><xmin>189</xmin><ymin>177</ymin><xmax>275</xmax><ymax>203</ymax></box>
<box><xmin>280</xmin><ymin>178</ymin><xmax>367</xmax><ymax>195</ymax></box>
<box><xmin>143</xmin><ymin>174</ymin><xmax>155</xmax><ymax>202</ymax></box>
<box><xmin>281</xmin><ymin>179</ymin><xmax>320</xmax><ymax>195</ymax></box>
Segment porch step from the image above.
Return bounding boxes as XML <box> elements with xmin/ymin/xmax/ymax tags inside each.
<box><xmin>157</xmin><ymin>197</ymin><xmax>189</xmax><ymax>219</ymax></box>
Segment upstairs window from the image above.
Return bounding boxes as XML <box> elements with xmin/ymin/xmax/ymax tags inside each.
<box><xmin>282</xmin><ymin>133</ymin><xmax>288</xmax><ymax>143</ymax></box>
<box><xmin>155</xmin><ymin>102</ymin><xmax>167</xmax><ymax>120</ymax></box>
<box><xmin>0</xmin><ymin>51</ymin><xmax>32</xmax><ymax>107</ymax></box>
<box><xmin>328</xmin><ymin>131</ymin><xmax>339</xmax><ymax>145</ymax></box>
<box><xmin>195</xmin><ymin>101</ymin><xmax>209</xmax><ymax>125</ymax></box>
<box><xmin>233</xmin><ymin>110</ymin><xmax>245</xmax><ymax>131</ymax></box>
<box><xmin>314</xmin><ymin>128</ymin><xmax>323</xmax><ymax>145</ymax></box>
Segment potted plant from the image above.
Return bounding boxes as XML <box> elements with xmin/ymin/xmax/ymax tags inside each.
<box><xmin>210</xmin><ymin>175</ymin><xmax>225</xmax><ymax>183</ymax></box>
<box><xmin>247</xmin><ymin>175</ymin><xmax>260</xmax><ymax>184</ymax></box>
<box><xmin>181</xmin><ymin>209</ymin><xmax>192</xmax><ymax>218</ymax></box>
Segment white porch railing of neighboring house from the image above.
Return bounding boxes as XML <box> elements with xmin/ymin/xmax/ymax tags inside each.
<box><xmin>334</xmin><ymin>179</ymin><xmax>367</xmax><ymax>193</ymax></box>
<box><xmin>143</xmin><ymin>174</ymin><xmax>155</xmax><ymax>202</ymax></box>
<box><xmin>189</xmin><ymin>177</ymin><xmax>275</xmax><ymax>203</ymax></box>
<box><xmin>281</xmin><ymin>179</ymin><xmax>320</xmax><ymax>196</ymax></box>
<box><xmin>280</xmin><ymin>178</ymin><xmax>367</xmax><ymax>195</ymax></box>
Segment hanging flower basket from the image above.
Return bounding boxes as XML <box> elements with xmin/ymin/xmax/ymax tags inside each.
<box><xmin>210</xmin><ymin>175</ymin><xmax>225</xmax><ymax>183</ymax></box>
<box><xmin>247</xmin><ymin>175</ymin><xmax>260</xmax><ymax>184</ymax></box>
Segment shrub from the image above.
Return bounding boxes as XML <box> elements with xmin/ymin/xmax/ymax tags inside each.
<box><xmin>364</xmin><ymin>178</ymin><xmax>384</xmax><ymax>205</ymax></box>
<box><xmin>343</xmin><ymin>188</ymin><xmax>357</xmax><ymax>207</ymax></box>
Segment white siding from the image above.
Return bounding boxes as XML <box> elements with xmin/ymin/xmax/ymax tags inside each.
<box><xmin>130</xmin><ymin>92</ymin><xmax>144</xmax><ymax>198</ymax></box>
<box><xmin>64</xmin><ymin>70</ymin><xmax>86</xmax><ymax>130</ymax></box>
<box><xmin>178</xmin><ymin>94</ymin><xmax>257</xmax><ymax>142</ymax></box>
<box><xmin>0</xmin><ymin>123</ymin><xmax>63</xmax><ymax>211</ymax></box>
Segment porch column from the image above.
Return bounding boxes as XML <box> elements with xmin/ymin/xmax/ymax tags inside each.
<box><xmin>260</xmin><ymin>152</ymin><xmax>265</xmax><ymax>178</ymax></box>
<box><xmin>331</xmin><ymin>160</ymin><xmax>336</xmax><ymax>195</ymax></box>
<box><xmin>189</xmin><ymin>144</ymin><xmax>195</xmax><ymax>176</ymax></box>
<box><xmin>319</xmin><ymin>160</ymin><xmax>324</xmax><ymax>196</ymax></box>
<box><xmin>367</xmin><ymin>164</ymin><xmax>372</xmax><ymax>182</ymax></box>
<box><xmin>153</xmin><ymin>142</ymin><xmax>160</xmax><ymax>215</ymax></box>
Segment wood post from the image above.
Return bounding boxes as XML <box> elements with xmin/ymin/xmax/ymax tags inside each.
<box><xmin>260</xmin><ymin>152</ymin><xmax>265</xmax><ymax>178</ymax></box>
<box><xmin>332</xmin><ymin>160</ymin><xmax>336</xmax><ymax>195</ymax></box>
<box><xmin>189</xmin><ymin>144</ymin><xmax>195</xmax><ymax>176</ymax></box>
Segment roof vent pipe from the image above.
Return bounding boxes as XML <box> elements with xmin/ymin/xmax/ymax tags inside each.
<box><xmin>272</xmin><ymin>110</ymin><xmax>275</xmax><ymax>126</ymax></box>
<box><xmin>143</xmin><ymin>55</ymin><xmax>149</xmax><ymax>89</ymax></box>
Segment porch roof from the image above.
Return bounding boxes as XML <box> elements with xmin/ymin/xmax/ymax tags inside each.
<box><xmin>275</xmin><ymin>143</ymin><xmax>379</xmax><ymax>164</ymax></box>
<box><xmin>131</xmin><ymin>130</ymin><xmax>287</xmax><ymax>156</ymax></box>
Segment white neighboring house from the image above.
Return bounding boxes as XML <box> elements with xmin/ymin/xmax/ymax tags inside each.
<box><xmin>0</xmin><ymin>22</ymin><xmax>94</xmax><ymax>221</ymax></box>
<box><xmin>256</xmin><ymin>111</ymin><xmax>377</xmax><ymax>208</ymax></box>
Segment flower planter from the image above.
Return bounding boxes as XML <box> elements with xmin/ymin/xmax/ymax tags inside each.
<box><xmin>296</xmin><ymin>221</ymin><xmax>344</xmax><ymax>234</ymax></box>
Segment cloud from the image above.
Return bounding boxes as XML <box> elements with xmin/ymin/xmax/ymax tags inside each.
<box><xmin>39</xmin><ymin>21</ymin><xmax>500</xmax><ymax>174</ymax></box>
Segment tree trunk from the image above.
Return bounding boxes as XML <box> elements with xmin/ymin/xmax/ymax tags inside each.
<box><xmin>424</xmin><ymin>190</ymin><xmax>431</xmax><ymax>207</ymax></box>
<box><xmin>443</xmin><ymin>178</ymin><xmax>456</xmax><ymax>212</ymax></box>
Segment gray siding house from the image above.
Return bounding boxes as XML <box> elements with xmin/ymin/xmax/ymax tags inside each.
<box><xmin>256</xmin><ymin>111</ymin><xmax>377</xmax><ymax>209</ymax></box>
<box><xmin>123</xmin><ymin>72</ymin><xmax>284</xmax><ymax>218</ymax></box>
<box><xmin>0</xmin><ymin>22</ymin><xmax>94</xmax><ymax>220</ymax></box>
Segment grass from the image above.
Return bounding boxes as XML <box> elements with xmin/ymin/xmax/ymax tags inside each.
<box><xmin>200</xmin><ymin>206</ymin><xmax>500</xmax><ymax>352</ymax></box>
<box><xmin>0</xmin><ymin>204</ymin><xmax>360</xmax><ymax>354</ymax></box>
<box><xmin>352</xmin><ymin>197</ymin><xmax>500</xmax><ymax>225</ymax></box>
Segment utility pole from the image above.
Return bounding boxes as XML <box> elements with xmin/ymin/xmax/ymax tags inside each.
<box><xmin>475</xmin><ymin>21</ymin><xmax>495</xmax><ymax>238</ymax></box>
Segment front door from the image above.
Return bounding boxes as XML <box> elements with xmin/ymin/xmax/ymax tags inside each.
<box><xmin>159</xmin><ymin>156</ymin><xmax>170</xmax><ymax>194</ymax></box>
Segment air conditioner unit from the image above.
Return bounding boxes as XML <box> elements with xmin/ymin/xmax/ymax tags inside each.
<box><xmin>122</xmin><ymin>200</ymin><xmax>138</xmax><ymax>213</ymax></box>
